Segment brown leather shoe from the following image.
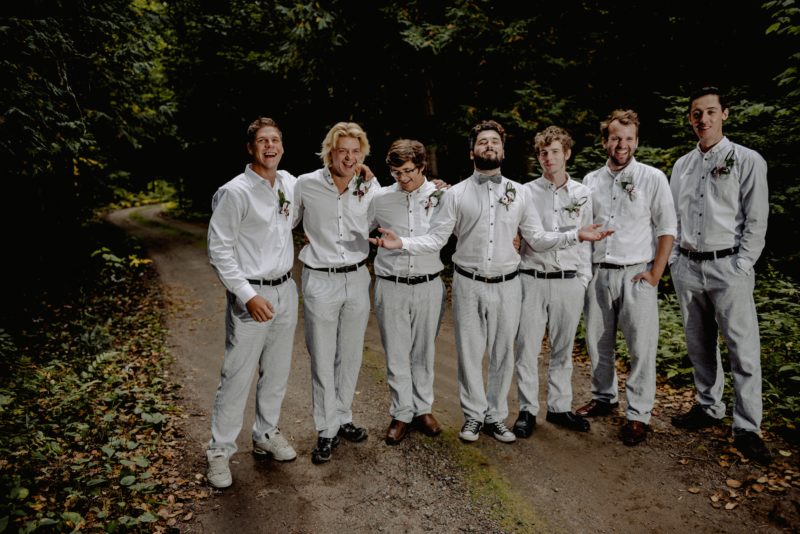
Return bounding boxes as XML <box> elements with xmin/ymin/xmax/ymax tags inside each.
<box><xmin>385</xmin><ymin>419</ymin><xmax>410</xmax><ymax>445</ymax></box>
<box><xmin>620</xmin><ymin>420</ymin><xmax>648</xmax><ymax>446</ymax></box>
<box><xmin>575</xmin><ymin>399</ymin><xmax>619</xmax><ymax>417</ymax></box>
<box><xmin>413</xmin><ymin>413</ymin><xmax>442</xmax><ymax>437</ymax></box>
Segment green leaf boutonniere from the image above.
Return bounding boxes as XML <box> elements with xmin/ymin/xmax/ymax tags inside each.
<box><xmin>278</xmin><ymin>189</ymin><xmax>291</xmax><ymax>217</ymax></box>
<box><xmin>352</xmin><ymin>174</ymin><xmax>371</xmax><ymax>201</ymax></box>
<box><xmin>711</xmin><ymin>150</ymin><xmax>735</xmax><ymax>178</ymax></box>
<box><xmin>423</xmin><ymin>189</ymin><xmax>444</xmax><ymax>213</ymax></box>
<box><xmin>498</xmin><ymin>182</ymin><xmax>516</xmax><ymax>210</ymax></box>
<box><xmin>562</xmin><ymin>196</ymin><xmax>588</xmax><ymax>219</ymax></box>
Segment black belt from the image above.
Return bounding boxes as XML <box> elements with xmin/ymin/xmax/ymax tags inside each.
<box><xmin>305</xmin><ymin>259</ymin><xmax>367</xmax><ymax>273</ymax></box>
<box><xmin>520</xmin><ymin>269</ymin><xmax>577</xmax><ymax>279</ymax></box>
<box><xmin>247</xmin><ymin>271</ymin><xmax>292</xmax><ymax>286</ymax></box>
<box><xmin>597</xmin><ymin>263</ymin><xmax>628</xmax><ymax>270</ymax></box>
<box><xmin>454</xmin><ymin>265</ymin><xmax>518</xmax><ymax>284</ymax></box>
<box><xmin>378</xmin><ymin>273</ymin><xmax>441</xmax><ymax>285</ymax></box>
<box><xmin>679</xmin><ymin>246</ymin><xmax>739</xmax><ymax>261</ymax></box>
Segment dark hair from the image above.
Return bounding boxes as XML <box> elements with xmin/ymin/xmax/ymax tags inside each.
<box><xmin>468</xmin><ymin>120</ymin><xmax>506</xmax><ymax>150</ymax></box>
<box><xmin>688</xmin><ymin>86</ymin><xmax>728</xmax><ymax>112</ymax></box>
<box><xmin>534</xmin><ymin>125</ymin><xmax>573</xmax><ymax>155</ymax></box>
<box><xmin>386</xmin><ymin>139</ymin><xmax>427</xmax><ymax>171</ymax></box>
<box><xmin>246</xmin><ymin>117</ymin><xmax>282</xmax><ymax>144</ymax></box>
<box><xmin>600</xmin><ymin>109</ymin><xmax>639</xmax><ymax>140</ymax></box>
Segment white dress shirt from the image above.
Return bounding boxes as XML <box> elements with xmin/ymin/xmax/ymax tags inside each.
<box><xmin>368</xmin><ymin>179</ymin><xmax>444</xmax><ymax>277</ymax></box>
<box><xmin>583</xmin><ymin>157</ymin><xmax>677</xmax><ymax>265</ymax></box>
<box><xmin>207</xmin><ymin>165</ymin><xmax>297</xmax><ymax>305</ymax></box>
<box><xmin>669</xmin><ymin>137</ymin><xmax>769</xmax><ymax>270</ymax></box>
<box><xmin>294</xmin><ymin>167</ymin><xmax>381</xmax><ymax>268</ymax></box>
<box><xmin>400</xmin><ymin>172</ymin><xmax>579</xmax><ymax>276</ymax></box>
<box><xmin>520</xmin><ymin>176</ymin><xmax>593</xmax><ymax>287</ymax></box>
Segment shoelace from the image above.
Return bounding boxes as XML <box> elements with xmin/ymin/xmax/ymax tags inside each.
<box><xmin>491</xmin><ymin>421</ymin><xmax>512</xmax><ymax>435</ymax></box>
<box><xmin>463</xmin><ymin>419</ymin><xmax>482</xmax><ymax>433</ymax></box>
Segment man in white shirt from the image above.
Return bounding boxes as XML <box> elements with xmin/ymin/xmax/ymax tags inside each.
<box><xmin>294</xmin><ymin>122</ymin><xmax>380</xmax><ymax>464</ymax></box>
<box><xmin>512</xmin><ymin>126</ymin><xmax>593</xmax><ymax>438</ymax></box>
<box><xmin>372</xmin><ymin>120</ymin><xmax>611</xmax><ymax>444</ymax></box>
<box><xmin>668</xmin><ymin>87</ymin><xmax>771</xmax><ymax>465</ymax></box>
<box><xmin>368</xmin><ymin>139</ymin><xmax>447</xmax><ymax>445</ymax></box>
<box><xmin>576</xmin><ymin>109</ymin><xmax>677</xmax><ymax>447</ymax></box>
<box><xmin>205</xmin><ymin>117</ymin><xmax>299</xmax><ymax>489</ymax></box>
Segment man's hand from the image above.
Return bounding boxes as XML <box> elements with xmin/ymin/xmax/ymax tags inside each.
<box><xmin>513</xmin><ymin>232</ymin><xmax>521</xmax><ymax>252</ymax></box>
<box><xmin>356</xmin><ymin>163</ymin><xmax>375</xmax><ymax>181</ymax></box>
<box><xmin>632</xmin><ymin>270</ymin><xmax>660</xmax><ymax>287</ymax></box>
<box><xmin>246</xmin><ymin>295</ymin><xmax>275</xmax><ymax>322</ymax></box>
<box><xmin>578</xmin><ymin>223</ymin><xmax>614</xmax><ymax>242</ymax></box>
<box><xmin>368</xmin><ymin>227</ymin><xmax>403</xmax><ymax>249</ymax></box>
<box><xmin>432</xmin><ymin>178</ymin><xmax>449</xmax><ymax>190</ymax></box>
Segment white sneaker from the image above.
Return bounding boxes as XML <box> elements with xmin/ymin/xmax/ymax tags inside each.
<box><xmin>253</xmin><ymin>429</ymin><xmax>297</xmax><ymax>461</ymax></box>
<box><xmin>483</xmin><ymin>420</ymin><xmax>516</xmax><ymax>443</ymax></box>
<box><xmin>206</xmin><ymin>451</ymin><xmax>232</xmax><ymax>488</ymax></box>
<box><xmin>458</xmin><ymin>418</ymin><xmax>483</xmax><ymax>442</ymax></box>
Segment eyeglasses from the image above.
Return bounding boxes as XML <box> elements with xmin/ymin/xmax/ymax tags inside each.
<box><xmin>389</xmin><ymin>166</ymin><xmax>419</xmax><ymax>179</ymax></box>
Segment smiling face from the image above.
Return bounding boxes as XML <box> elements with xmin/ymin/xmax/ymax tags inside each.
<box><xmin>537</xmin><ymin>140</ymin><xmax>571</xmax><ymax>183</ymax></box>
<box><xmin>689</xmin><ymin>93</ymin><xmax>729</xmax><ymax>150</ymax></box>
<box><xmin>247</xmin><ymin>126</ymin><xmax>283</xmax><ymax>177</ymax></box>
<box><xmin>330</xmin><ymin>136</ymin><xmax>362</xmax><ymax>180</ymax></box>
<box><xmin>390</xmin><ymin>161</ymin><xmax>424</xmax><ymax>192</ymax></box>
<box><xmin>470</xmin><ymin>130</ymin><xmax>505</xmax><ymax>172</ymax></box>
<box><xmin>603</xmin><ymin>120</ymin><xmax>638</xmax><ymax>171</ymax></box>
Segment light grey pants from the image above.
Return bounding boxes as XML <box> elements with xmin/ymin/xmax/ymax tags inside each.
<box><xmin>584</xmin><ymin>263</ymin><xmax>658</xmax><ymax>424</ymax></box>
<box><xmin>452</xmin><ymin>272</ymin><xmax>521</xmax><ymax>424</ymax></box>
<box><xmin>302</xmin><ymin>265</ymin><xmax>371</xmax><ymax>439</ymax></box>
<box><xmin>374</xmin><ymin>277</ymin><xmax>445</xmax><ymax>423</ymax></box>
<box><xmin>208</xmin><ymin>280</ymin><xmax>298</xmax><ymax>458</ymax></box>
<box><xmin>671</xmin><ymin>254</ymin><xmax>762</xmax><ymax>433</ymax></box>
<box><xmin>515</xmin><ymin>274</ymin><xmax>585</xmax><ymax>414</ymax></box>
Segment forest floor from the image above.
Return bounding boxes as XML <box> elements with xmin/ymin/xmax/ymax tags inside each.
<box><xmin>108</xmin><ymin>204</ymin><xmax>799</xmax><ymax>533</ymax></box>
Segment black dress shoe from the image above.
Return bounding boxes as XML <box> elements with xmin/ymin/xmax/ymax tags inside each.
<box><xmin>733</xmin><ymin>431</ymin><xmax>773</xmax><ymax>465</ymax></box>
<box><xmin>671</xmin><ymin>404</ymin><xmax>722</xmax><ymax>430</ymax></box>
<box><xmin>338</xmin><ymin>422</ymin><xmax>368</xmax><ymax>442</ymax></box>
<box><xmin>546</xmin><ymin>411</ymin><xmax>590</xmax><ymax>432</ymax></box>
<box><xmin>512</xmin><ymin>411</ymin><xmax>536</xmax><ymax>438</ymax></box>
<box><xmin>311</xmin><ymin>436</ymin><xmax>340</xmax><ymax>464</ymax></box>
<box><xmin>575</xmin><ymin>399</ymin><xmax>618</xmax><ymax>417</ymax></box>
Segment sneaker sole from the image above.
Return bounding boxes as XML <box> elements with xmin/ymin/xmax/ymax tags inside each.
<box><xmin>207</xmin><ymin>475</ymin><xmax>232</xmax><ymax>489</ymax></box>
<box><xmin>491</xmin><ymin>433</ymin><xmax>516</xmax><ymax>443</ymax></box>
<box><xmin>458</xmin><ymin>432</ymin><xmax>480</xmax><ymax>442</ymax></box>
<box><xmin>252</xmin><ymin>447</ymin><xmax>297</xmax><ymax>462</ymax></box>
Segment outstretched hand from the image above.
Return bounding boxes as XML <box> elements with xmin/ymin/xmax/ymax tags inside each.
<box><xmin>578</xmin><ymin>223</ymin><xmax>614</xmax><ymax>242</ymax></box>
<box><xmin>368</xmin><ymin>227</ymin><xmax>403</xmax><ymax>249</ymax></box>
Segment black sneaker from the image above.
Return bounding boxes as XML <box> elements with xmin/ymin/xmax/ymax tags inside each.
<box><xmin>733</xmin><ymin>431</ymin><xmax>773</xmax><ymax>466</ymax></box>
<box><xmin>338</xmin><ymin>422</ymin><xmax>368</xmax><ymax>442</ymax></box>
<box><xmin>311</xmin><ymin>436</ymin><xmax>340</xmax><ymax>465</ymax></box>
<box><xmin>458</xmin><ymin>418</ymin><xmax>483</xmax><ymax>442</ymax></box>
<box><xmin>671</xmin><ymin>404</ymin><xmax>722</xmax><ymax>430</ymax></box>
<box><xmin>482</xmin><ymin>420</ymin><xmax>516</xmax><ymax>443</ymax></box>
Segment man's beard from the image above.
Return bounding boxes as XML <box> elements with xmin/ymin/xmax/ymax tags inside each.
<box><xmin>474</xmin><ymin>152</ymin><xmax>503</xmax><ymax>171</ymax></box>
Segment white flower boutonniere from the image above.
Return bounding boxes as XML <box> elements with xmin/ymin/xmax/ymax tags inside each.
<box><xmin>423</xmin><ymin>189</ymin><xmax>444</xmax><ymax>213</ymax></box>
<box><xmin>278</xmin><ymin>189</ymin><xmax>291</xmax><ymax>217</ymax></box>
<box><xmin>499</xmin><ymin>182</ymin><xmax>516</xmax><ymax>210</ymax></box>
<box><xmin>562</xmin><ymin>196</ymin><xmax>588</xmax><ymax>219</ymax></box>
<box><xmin>619</xmin><ymin>177</ymin><xmax>637</xmax><ymax>200</ymax></box>
<box><xmin>352</xmin><ymin>174</ymin><xmax>371</xmax><ymax>202</ymax></box>
<box><xmin>711</xmin><ymin>150</ymin><xmax>735</xmax><ymax>178</ymax></box>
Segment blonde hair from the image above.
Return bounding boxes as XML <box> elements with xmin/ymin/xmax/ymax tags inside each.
<box><xmin>319</xmin><ymin>122</ymin><xmax>371</xmax><ymax>167</ymax></box>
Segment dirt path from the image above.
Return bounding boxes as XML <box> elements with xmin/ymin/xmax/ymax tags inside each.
<box><xmin>109</xmin><ymin>204</ymin><xmax>798</xmax><ymax>533</ymax></box>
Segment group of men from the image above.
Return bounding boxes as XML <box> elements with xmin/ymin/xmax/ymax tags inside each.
<box><xmin>203</xmin><ymin>85</ymin><xmax>771</xmax><ymax>489</ymax></box>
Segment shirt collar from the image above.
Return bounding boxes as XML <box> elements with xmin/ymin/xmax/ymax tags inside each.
<box><xmin>696</xmin><ymin>136</ymin><xmax>731</xmax><ymax>157</ymax></box>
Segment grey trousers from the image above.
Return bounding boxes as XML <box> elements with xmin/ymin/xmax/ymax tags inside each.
<box><xmin>671</xmin><ymin>254</ymin><xmax>762</xmax><ymax>432</ymax></box>
<box><xmin>515</xmin><ymin>274</ymin><xmax>585</xmax><ymax>414</ymax></box>
<box><xmin>584</xmin><ymin>263</ymin><xmax>658</xmax><ymax>423</ymax></box>
<box><xmin>374</xmin><ymin>277</ymin><xmax>446</xmax><ymax>422</ymax></box>
<box><xmin>302</xmin><ymin>266</ymin><xmax>371</xmax><ymax>439</ymax></box>
<box><xmin>452</xmin><ymin>272</ymin><xmax>521</xmax><ymax>424</ymax></box>
<box><xmin>208</xmin><ymin>280</ymin><xmax>298</xmax><ymax>458</ymax></box>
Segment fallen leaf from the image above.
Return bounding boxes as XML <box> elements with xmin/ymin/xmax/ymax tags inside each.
<box><xmin>679</xmin><ymin>459</ymin><xmax>689</xmax><ymax>465</ymax></box>
<box><xmin>726</xmin><ymin>479</ymin><xmax>742</xmax><ymax>488</ymax></box>
<box><xmin>688</xmin><ymin>487</ymin><xmax>701</xmax><ymax>494</ymax></box>
<box><xmin>725</xmin><ymin>502</ymin><xmax>738</xmax><ymax>510</ymax></box>
<box><xmin>710</xmin><ymin>494</ymin><xmax>720</xmax><ymax>503</ymax></box>
<box><xmin>183</xmin><ymin>512</ymin><xmax>193</xmax><ymax>521</ymax></box>
<box><xmin>752</xmin><ymin>483</ymin><xmax>765</xmax><ymax>492</ymax></box>
<box><xmin>778</xmin><ymin>450</ymin><xmax>791</xmax><ymax>457</ymax></box>
<box><xmin>757</xmin><ymin>476</ymin><xmax>768</xmax><ymax>484</ymax></box>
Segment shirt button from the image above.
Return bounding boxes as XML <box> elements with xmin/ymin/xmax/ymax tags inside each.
<box><xmin>612</xmin><ymin>197</ymin><xmax>616</xmax><ymax>200</ymax></box>
<box><xmin>410</xmin><ymin>229</ymin><xmax>414</xmax><ymax>232</ymax></box>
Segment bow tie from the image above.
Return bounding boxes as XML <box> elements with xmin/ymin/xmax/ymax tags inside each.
<box><xmin>476</xmin><ymin>174</ymin><xmax>502</xmax><ymax>185</ymax></box>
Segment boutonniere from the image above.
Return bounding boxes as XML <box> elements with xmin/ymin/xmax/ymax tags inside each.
<box><xmin>498</xmin><ymin>182</ymin><xmax>516</xmax><ymax>210</ymax></box>
<box><xmin>619</xmin><ymin>176</ymin><xmax>637</xmax><ymax>200</ymax></box>
<box><xmin>277</xmin><ymin>188</ymin><xmax>291</xmax><ymax>217</ymax></box>
<box><xmin>562</xmin><ymin>196</ymin><xmax>588</xmax><ymax>218</ymax></box>
<box><xmin>423</xmin><ymin>189</ymin><xmax>444</xmax><ymax>213</ymax></box>
<box><xmin>352</xmin><ymin>174</ymin><xmax>371</xmax><ymax>202</ymax></box>
<box><xmin>710</xmin><ymin>150</ymin><xmax>735</xmax><ymax>178</ymax></box>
